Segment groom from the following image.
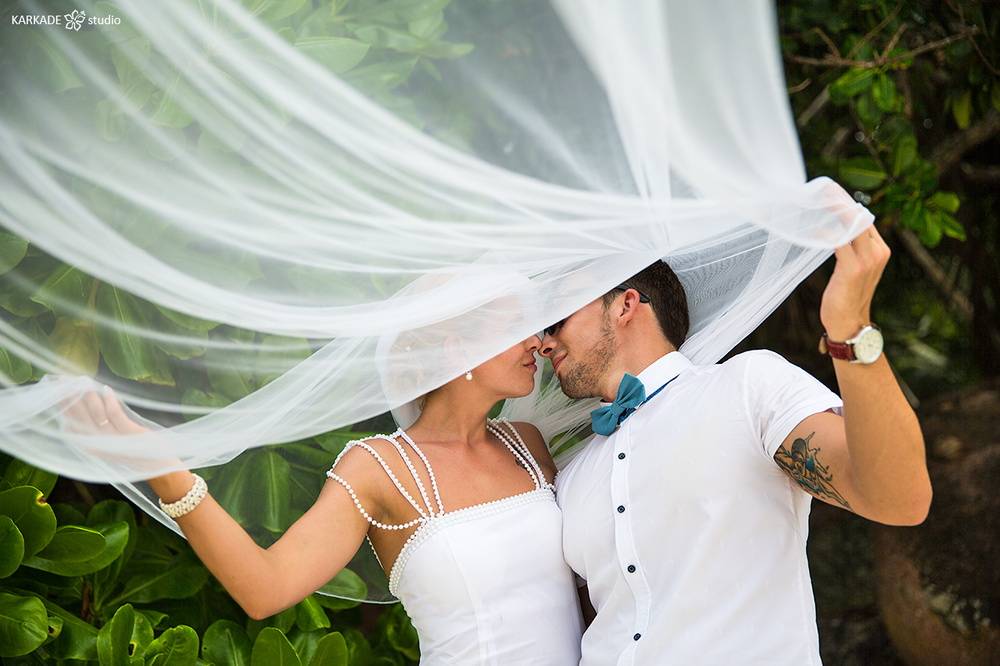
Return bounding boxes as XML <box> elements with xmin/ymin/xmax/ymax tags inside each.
<box><xmin>539</xmin><ymin>225</ymin><xmax>930</xmax><ymax>665</ymax></box>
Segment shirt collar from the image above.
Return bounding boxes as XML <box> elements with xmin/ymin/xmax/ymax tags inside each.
<box><xmin>635</xmin><ymin>351</ymin><xmax>692</xmax><ymax>391</ymax></box>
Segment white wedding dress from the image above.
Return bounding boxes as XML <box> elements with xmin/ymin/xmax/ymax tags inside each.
<box><xmin>327</xmin><ymin>419</ymin><xmax>584</xmax><ymax>664</ymax></box>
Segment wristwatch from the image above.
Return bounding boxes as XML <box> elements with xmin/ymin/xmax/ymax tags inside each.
<box><xmin>819</xmin><ymin>325</ymin><xmax>883</xmax><ymax>364</ymax></box>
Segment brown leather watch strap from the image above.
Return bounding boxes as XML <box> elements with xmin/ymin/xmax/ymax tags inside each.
<box><xmin>819</xmin><ymin>334</ymin><xmax>854</xmax><ymax>361</ymax></box>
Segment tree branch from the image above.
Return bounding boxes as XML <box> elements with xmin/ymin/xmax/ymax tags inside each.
<box><xmin>930</xmin><ymin>109</ymin><xmax>1000</xmax><ymax>177</ymax></box>
<box><xmin>895</xmin><ymin>228</ymin><xmax>973</xmax><ymax>322</ymax></box>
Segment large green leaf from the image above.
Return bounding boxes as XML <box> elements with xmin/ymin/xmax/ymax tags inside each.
<box><xmin>0</xmin><ymin>346</ymin><xmax>33</xmax><ymax>384</ymax></box>
<box><xmin>29</xmin><ymin>264</ymin><xmax>94</xmax><ymax>317</ymax></box>
<box><xmin>0</xmin><ymin>459</ymin><xmax>58</xmax><ymax>497</ymax></box>
<box><xmin>243</xmin><ymin>0</ymin><xmax>308</xmax><ymax>23</ymax></box>
<box><xmin>294</xmin><ymin>36</ymin><xmax>370</xmax><ymax>74</ymax></box>
<box><xmin>23</xmin><ymin>520</ymin><xmax>129</xmax><ymax>576</ymax></box>
<box><xmin>308</xmin><ymin>632</ymin><xmax>348</xmax><ymax>666</ymax></box>
<box><xmin>49</xmin><ymin>317</ymin><xmax>101</xmax><ymax>376</ymax></box>
<box><xmin>32</xmin><ymin>524</ymin><xmax>107</xmax><ymax>563</ymax></box>
<box><xmin>0</xmin><ymin>232</ymin><xmax>28</xmax><ymax>275</ymax></box>
<box><xmin>6</xmin><ymin>30</ymin><xmax>83</xmax><ymax>93</ymax></box>
<box><xmin>316</xmin><ymin>567</ymin><xmax>367</xmax><ymax>602</ymax></box>
<box><xmin>872</xmin><ymin>73</ymin><xmax>899</xmax><ymax>112</ymax></box>
<box><xmin>40</xmin><ymin>597</ymin><xmax>100</xmax><ymax>660</ymax></box>
<box><xmin>145</xmin><ymin>625</ymin><xmax>199</xmax><ymax>666</ymax></box>
<box><xmin>0</xmin><ymin>486</ymin><xmax>57</xmax><ymax>558</ymax></box>
<box><xmin>97</xmin><ymin>603</ymin><xmax>136</xmax><ymax>666</ymax></box>
<box><xmin>209</xmin><ymin>450</ymin><xmax>291</xmax><ymax>531</ymax></box>
<box><xmin>0</xmin><ymin>592</ymin><xmax>48</xmax><ymax>657</ymax></box>
<box><xmin>96</xmin><ymin>284</ymin><xmax>174</xmax><ymax>385</ymax></box>
<box><xmin>251</xmin><ymin>627</ymin><xmax>301</xmax><ymax>666</ymax></box>
<box><xmin>839</xmin><ymin>156</ymin><xmax>886</xmax><ymax>190</ymax></box>
<box><xmin>830</xmin><ymin>67</ymin><xmax>876</xmax><ymax>101</ymax></box>
<box><xmin>114</xmin><ymin>557</ymin><xmax>210</xmax><ymax>604</ymax></box>
<box><xmin>202</xmin><ymin>619</ymin><xmax>252</xmax><ymax>666</ymax></box>
<box><xmin>294</xmin><ymin>596</ymin><xmax>330</xmax><ymax>633</ymax></box>
<box><xmin>0</xmin><ymin>516</ymin><xmax>25</xmax><ymax>578</ymax></box>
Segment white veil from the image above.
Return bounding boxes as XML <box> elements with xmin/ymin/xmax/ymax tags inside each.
<box><xmin>0</xmin><ymin>0</ymin><xmax>872</xmax><ymax>602</ymax></box>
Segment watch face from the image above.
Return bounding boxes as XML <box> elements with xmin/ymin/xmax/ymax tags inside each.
<box><xmin>853</xmin><ymin>327</ymin><xmax>884</xmax><ymax>363</ymax></box>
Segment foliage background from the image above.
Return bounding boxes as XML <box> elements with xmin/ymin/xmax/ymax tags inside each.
<box><xmin>1</xmin><ymin>0</ymin><xmax>998</xmax><ymax>663</ymax></box>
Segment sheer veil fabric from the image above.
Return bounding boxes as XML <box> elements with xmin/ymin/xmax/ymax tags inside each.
<box><xmin>0</xmin><ymin>0</ymin><xmax>872</xmax><ymax>601</ymax></box>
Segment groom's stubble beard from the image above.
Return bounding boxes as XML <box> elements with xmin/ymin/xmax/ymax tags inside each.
<box><xmin>557</xmin><ymin>312</ymin><xmax>618</xmax><ymax>400</ymax></box>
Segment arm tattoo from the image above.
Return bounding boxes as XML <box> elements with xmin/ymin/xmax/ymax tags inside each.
<box><xmin>774</xmin><ymin>432</ymin><xmax>852</xmax><ymax>511</ymax></box>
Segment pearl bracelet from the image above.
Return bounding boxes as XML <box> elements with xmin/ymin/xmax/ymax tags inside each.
<box><xmin>158</xmin><ymin>473</ymin><xmax>207</xmax><ymax>518</ymax></box>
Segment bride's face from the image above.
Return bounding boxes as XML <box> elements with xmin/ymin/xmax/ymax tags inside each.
<box><xmin>470</xmin><ymin>335</ymin><xmax>541</xmax><ymax>399</ymax></box>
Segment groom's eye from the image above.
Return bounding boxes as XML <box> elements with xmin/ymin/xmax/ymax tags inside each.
<box><xmin>544</xmin><ymin>319</ymin><xmax>566</xmax><ymax>337</ymax></box>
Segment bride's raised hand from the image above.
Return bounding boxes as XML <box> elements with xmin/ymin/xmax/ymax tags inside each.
<box><xmin>63</xmin><ymin>386</ymin><xmax>150</xmax><ymax>437</ymax></box>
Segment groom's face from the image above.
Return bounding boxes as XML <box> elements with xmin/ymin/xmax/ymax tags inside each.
<box><xmin>540</xmin><ymin>298</ymin><xmax>618</xmax><ymax>400</ymax></box>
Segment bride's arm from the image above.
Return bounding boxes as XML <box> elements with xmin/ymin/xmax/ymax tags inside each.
<box><xmin>75</xmin><ymin>391</ymin><xmax>372</xmax><ymax>620</ymax></box>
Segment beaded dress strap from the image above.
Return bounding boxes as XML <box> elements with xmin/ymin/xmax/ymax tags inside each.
<box><xmin>326</xmin><ymin>431</ymin><xmax>441</xmax><ymax>531</ymax></box>
<box><xmin>489</xmin><ymin>417</ymin><xmax>554</xmax><ymax>491</ymax></box>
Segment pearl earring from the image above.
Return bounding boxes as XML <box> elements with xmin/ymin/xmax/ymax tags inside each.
<box><xmin>465</xmin><ymin>371</ymin><xmax>473</xmax><ymax>381</ymax></box>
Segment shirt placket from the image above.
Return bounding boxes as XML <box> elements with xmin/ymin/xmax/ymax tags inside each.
<box><xmin>609</xmin><ymin>415</ymin><xmax>651</xmax><ymax>664</ymax></box>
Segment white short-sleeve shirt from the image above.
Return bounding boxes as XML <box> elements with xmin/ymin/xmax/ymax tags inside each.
<box><xmin>556</xmin><ymin>351</ymin><xmax>843</xmax><ymax>666</ymax></box>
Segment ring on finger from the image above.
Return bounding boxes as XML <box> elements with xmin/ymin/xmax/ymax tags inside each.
<box><xmin>97</xmin><ymin>419</ymin><xmax>110</xmax><ymax>426</ymax></box>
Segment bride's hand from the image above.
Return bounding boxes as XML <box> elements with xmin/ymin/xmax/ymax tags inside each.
<box><xmin>63</xmin><ymin>387</ymin><xmax>151</xmax><ymax>437</ymax></box>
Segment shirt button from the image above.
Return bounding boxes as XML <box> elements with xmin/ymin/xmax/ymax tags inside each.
<box><xmin>633</xmin><ymin>633</ymin><xmax>641</xmax><ymax>641</ymax></box>
<box><xmin>618</xmin><ymin>452</ymin><xmax>626</xmax><ymax>460</ymax></box>
<box><xmin>617</xmin><ymin>505</ymin><xmax>625</xmax><ymax>513</ymax></box>
<box><xmin>627</xmin><ymin>564</ymin><xmax>636</xmax><ymax>573</ymax></box>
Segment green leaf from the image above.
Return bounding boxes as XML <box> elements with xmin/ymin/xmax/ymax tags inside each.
<box><xmin>352</xmin><ymin>24</ymin><xmax>426</xmax><ymax>51</ymax></box>
<box><xmin>242</xmin><ymin>0</ymin><xmax>307</xmax><ymax>22</ymax></box>
<box><xmin>295</xmin><ymin>596</ymin><xmax>330</xmax><ymax>633</ymax></box>
<box><xmin>929</xmin><ymin>191</ymin><xmax>960</xmax><ymax>215</ymax></box>
<box><xmin>0</xmin><ymin>486</ymin><xmax>57</xmax><ymax>558</ymax></box>
<box><xmin>308</xmin><ymin>632</ymin><xmax>348</xmax><ymax>666</ymax></box>
<box><xmin>0</xmin><ymin>346</ymin><xmax>33</xmax><ymax>384</ymax></box>
<box><xmin>0</xmin><ymin>232</ymin><xmax>29</xmax><ymax>275</ymax></box>
<box><xmin>202</xmin><ymin>619</ymin><xmax>252</xmax><ymax>666</ymax></box>
<box><xmin>344</xmin><ymin>57</ymin><xmax>419</xmax><ymax>95</ymax></box>
<box><xmin>830</xmin><ymin>67</ymin><xmax>876</xmax><ymax>101</ymax></box>
<box><xmin>992</xmin><ymin>82</ymin><xmax>1000</xmax><ymax>113</ymax></box>
<box><xmin>39</xmin><ymin>598</ymin><xmax>99</xmax><ymax>660</ymax></box>
<box><xmin>210</xmin><ymin>450</ymin><xmax>290</xmax><ymax>531</ymax></box>
<box><xmin>891</xmin><ymin>134</ymin><xmax>918</xmax><ymax>177</ymax></box>
<box><xmin>32</xmin><ymin>525</ymin><xmax>107</xmax><ymax>563</ymax></box>
<box><xmin>96</xmin><ymin>285</ymin><xmax>174</xmax><ymax>385</ymax></box>
<box><xmin>149</xmin><ymin>74</ymin><xmax>195</xmax><ymax>129</ymax></box>
<box><xmin>316</xmin><ymin>567</ymin><xmax>367</xmax><ymax>602</ymax></box>
<box><xmin>339</xmin><ymin>629</ymin><xmax>371</xmax><ymax>666</ymax></box>
<box><xmin>23</xmin><ymin>520</ymin><xmax>129</xmax><ymax>576</ymax></box>
<box><xmin>144</xmin><ymin>625</ymin><xmax>199</xmax><ymax>666</ymax></box>
<box><xmin>251</xmin><ymin>627</ymin><xmax>301</xmax><ymax>666</ymax></box>
<box><xmin>29</xmin><ymin>264</ymin><xmax>94</xmax><ymax>317</ymax></box>
<box><xmin>872</xmin><ymin>74</ymin><xmax>899</xmax><ymax>112</ymax></box>
<box><xmin>152</xmin><ymin>303</ymin><xmax>220</xmax><ymax>331</ymax></box>
<box><xmin>9</xmin><ymin>30</ymin><xmax>83</xmax><ymax>94</ymax></box>
<box><xmin>839</xmin><ymin>156</ymin><xmax>886</xmax><ymax>190</ymax></box>
<box><xmin>0</xmin><ymin>459</ymin><xmax>58</xmax><ymax>497</ymax></box>
<box><xmin>49</xmin><ymin>317</ymin><xmax>101</xmax><ymax>376</ymax></box>
<box><xmin>294</xmin><ymin>37</ymin><xmax>370</xmax><ymax>74</ymax></box>
<box><xmin>97</xmin><ymin>604</ymin><xmax>135</xmax><ymax>666</ymax></box>
<box><xmin>0</xmin><ymin>593</ymin><xmax>48</xmax><ymax>657</ymax></box>
<box><xmin>0</xmin><ymin>516</ymin><xmax>25</xmax><ymax>578</ymax></box>
<box><xmin>951</xmin><ymin>88</ymin><xmax>972</xmax><ymax>129</ymax></box>
<box><xmin>937</xmin><ymin>211</ymin><xmax>966</xmax><ymax>242</ymax></box>
<box><xmin>115</xmin><ymin>558</ymin><xmax>209</xmax><ymax>603</ymax></box>
<box><xmin>854</xmin><ymin>90</ymin><xmax>882</xmax><ymax>126</ymax></box>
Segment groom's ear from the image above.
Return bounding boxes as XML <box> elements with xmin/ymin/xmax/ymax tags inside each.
<box><xmin>615</xmin><ymin>290</ymin><xmax>644</xmax><ymax>328</ymax></box>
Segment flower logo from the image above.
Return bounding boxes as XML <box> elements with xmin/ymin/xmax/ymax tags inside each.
<box><xmin>64</xmin><ymin>10</ymin><xmax>86</xmax><ymax>30</ymax></box>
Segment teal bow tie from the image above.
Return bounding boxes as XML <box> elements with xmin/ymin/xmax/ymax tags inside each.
<box><xmin>591</xmin><ymin>374</ymin><xmax>645</xmax><ymax>436</ymax></box>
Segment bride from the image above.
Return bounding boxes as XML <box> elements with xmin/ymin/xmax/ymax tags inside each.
<box><xmin>67</xmin><ymin>333</ymin><xmax>584</xmax><ymax>665</ymax></box>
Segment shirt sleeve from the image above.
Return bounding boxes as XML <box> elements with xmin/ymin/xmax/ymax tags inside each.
<box><xmin>739</xmin><ymin>350</ymin><xmax>844</xmax><ymax>458</ymax></box>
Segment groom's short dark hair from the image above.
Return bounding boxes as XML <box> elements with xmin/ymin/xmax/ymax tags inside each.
<box><xmin>602</xmin><ymin>260</ymin><xmax>689</xmax><ymax>349</ymax></box>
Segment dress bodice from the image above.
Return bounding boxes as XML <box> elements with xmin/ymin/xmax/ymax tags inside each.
<box><xmin>327</xmin><ymin>419</ymin><xmax>583</xmax><ymax>665</ymax></box>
